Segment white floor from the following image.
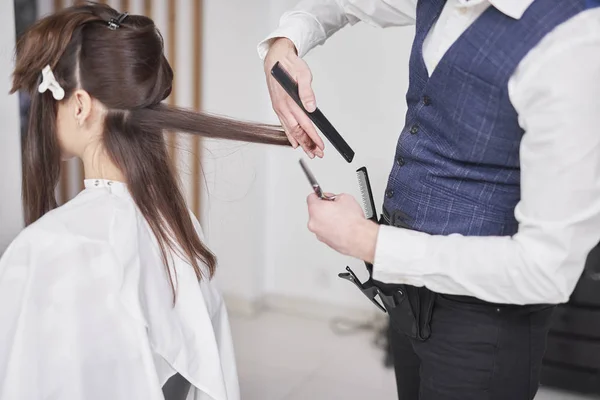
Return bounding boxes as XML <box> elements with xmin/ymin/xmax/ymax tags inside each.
<box><xmin>230</xmin><ymin>311</ymin><xmax>598</xmax><ymax>400</ymax></box>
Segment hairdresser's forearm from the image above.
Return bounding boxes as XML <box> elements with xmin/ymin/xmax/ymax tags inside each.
<box><xmin>373</xmin><ymin>225</ymin><xmax>588</xmax><ymax>305</ymax></box>
<box><xmin>258</xmin><ymin>1</ymin><xmax>352</xmax><ymax>60</ymax></box>
<box><xmin>257</xmin><ymin>0</ymin><xmax>417</xmax><ymax>60</ymax></box>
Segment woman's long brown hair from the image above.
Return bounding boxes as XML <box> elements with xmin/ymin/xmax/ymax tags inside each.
<box><xmin>11</xmin><ymin>2</ymin><xmax>290</xmax><ymax>300</ymax></box>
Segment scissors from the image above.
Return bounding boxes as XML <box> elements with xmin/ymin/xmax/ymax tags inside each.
<box><xmin>299</xmin><ymin>159</ymin><xmax>337</xmax><ymax>201</ymax></box>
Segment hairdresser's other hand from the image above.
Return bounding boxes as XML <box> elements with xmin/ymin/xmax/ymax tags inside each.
<box><xmin>264</xmin><ymin>38</ymin><xmax>324</xmax><ymax>158</ymax></box>
<box><xmin>307</xmin><ymin>193</ymin><xmax>379</xmax><ymax>263</ymax></box>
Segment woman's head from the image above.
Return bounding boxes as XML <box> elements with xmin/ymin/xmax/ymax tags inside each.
<box><xmin>12</xmin><ymin>3</ymin><xmax>290</xmax><ymax>299</ymax></box>
<box><xmin>14</xmin><ymin>5</ymin><xmax>172</xmax><ymax>159</ymax></box>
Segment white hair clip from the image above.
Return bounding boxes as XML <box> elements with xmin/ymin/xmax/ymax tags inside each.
<box><xmin>38</xmin><ymin>65</ymin><xmax>65</xmax><ymax>101</ymax></box>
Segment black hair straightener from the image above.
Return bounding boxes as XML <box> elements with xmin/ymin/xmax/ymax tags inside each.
<box><xmin>271</xmin><ymin>61</ymin><xmax>355</xmax><ymax>163</ymax></box>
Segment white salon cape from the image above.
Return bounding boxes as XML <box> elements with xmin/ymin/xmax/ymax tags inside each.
<box><xmin>0</xmin><ymin>180</ymin><xmax>239</xmax><ymax>400</ymax></box>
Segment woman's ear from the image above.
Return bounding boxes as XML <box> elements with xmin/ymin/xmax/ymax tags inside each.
<box><xmin>72</xmin><ymin>89</ymin><xmax>93</xmax><ymax>127</ymax></box>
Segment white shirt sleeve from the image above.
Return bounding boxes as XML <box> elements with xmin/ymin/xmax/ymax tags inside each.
<box><xmin>372</xmin><ymin>10</ymin><xmax>600</xmax><ymax>305</ymax></box>
<box><xmin>257</xmin><ymin>0</ymin><xmax>417</xmax><ymax>59</ymax></box>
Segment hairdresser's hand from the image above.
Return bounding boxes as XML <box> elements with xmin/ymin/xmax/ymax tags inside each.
<box><xmin>264</xmin><ymin>38</ymin><xmax>324</xmax><ymax>158</ymax></box>
<box><xmin>307</xmin><ymin>193</ymin><xmax>379</xmax><ymax>263</ymax></box>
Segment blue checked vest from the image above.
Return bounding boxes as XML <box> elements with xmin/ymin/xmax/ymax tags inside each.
<box><xmin>382</xmin><ymin>0</ymin><xmax>594</xmax><ymax>236</ymax></box>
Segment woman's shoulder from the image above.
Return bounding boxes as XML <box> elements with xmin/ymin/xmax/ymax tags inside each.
<box><xmin>2</xmin><ymin>190</ymin><xmax>135</xmax><ymax>270</ymax></box>
<box><xmin>31</xmin><ymin>188</ymin><xmax>134</xmax><ymax>237</ymax></box>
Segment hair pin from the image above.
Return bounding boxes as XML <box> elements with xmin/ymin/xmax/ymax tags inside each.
<box><xmin>38</xmin><ymin>65</ymin><xmax>64</xmax><ymax>101</ymax></box>
<box><xmin>108</xmin><ymin>12</ymin><xmax>129</xmax><ymax>30</ymax></box>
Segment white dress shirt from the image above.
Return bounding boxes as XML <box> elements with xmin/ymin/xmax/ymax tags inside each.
<box><xmin>259</xmin><ymin>0</ymin><xmax>600</xmax><ymax>305</ymax></box>
<box><xmin>0</xmin><ymin>180</ymin><xmax>239</xmax><ymax>400</ymax></box>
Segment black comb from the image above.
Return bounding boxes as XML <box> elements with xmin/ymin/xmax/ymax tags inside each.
<box><xmin>271</xmin><ymin>61</ymin><xmax>355</xmax><ymax>163</ymax></box>
<box><xmin>356</xmin><ymin>166</ymin><xmax>377</xmax><ymax>222</ymax></box>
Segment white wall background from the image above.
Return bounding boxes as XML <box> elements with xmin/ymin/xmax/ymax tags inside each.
<box><xmin>202</xmin><ymin>0</ymin><xmax>414</xmax><ymax>314</ymax></box>
<box><xmin>200</xmin><ymin>0</ymin><xmax>275</xmax><ymax>305</ymax></box>
<box><xmin>3</xmin><ymin>0</ymin><xmax>414</xmax><ymax>315</ymax></box>
<box><xmin>0</xmin><ymin>2</ymin><xmax>23</xmax><ymax>253</ymax></box>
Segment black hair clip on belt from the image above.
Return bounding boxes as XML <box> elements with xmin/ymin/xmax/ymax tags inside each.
<box><xmin>339</xmin><ymin>266</ymin><xmax>398</xmax><ymax>313</ymax></box>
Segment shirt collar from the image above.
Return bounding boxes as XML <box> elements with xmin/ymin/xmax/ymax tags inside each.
<box><xmin>457</xmin><ymin>0</ymin><xmax>535</xmax><ymax>20</ymax></box>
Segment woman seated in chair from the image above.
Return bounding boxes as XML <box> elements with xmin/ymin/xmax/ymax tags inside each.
<box><xmin>0</xmin><ymin>3</ymin><xmax>297</xmax><ymax>399</ymax></box>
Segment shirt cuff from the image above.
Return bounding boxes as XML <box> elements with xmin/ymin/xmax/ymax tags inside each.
<box><xmin>257</xmin><ymin>14</ymin><xmax>327</xmax><ymax>60</ymax></box>
<box><xmin>372</xmin><ymin>224</ymin><xmax>429</xmax><ymax>286</ymax></box>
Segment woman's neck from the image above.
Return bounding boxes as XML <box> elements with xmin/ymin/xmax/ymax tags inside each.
<box><xmin>80</xmin><ymin>145</ymin><xmax>126</xmax><ymax>183</ymax></box>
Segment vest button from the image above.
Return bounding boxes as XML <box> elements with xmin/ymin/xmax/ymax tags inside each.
<box><xmin>423</xmin><ymin>95</ymin><xmax>432</xmax><ymax>106</ymax></box>
<box><xmin>396</xmin><ymin>156</ymin><xmax>405</xmax><ymax>167</ymax></box>
<box><xmin>410</xmin><ymin>125</ymin><xmax>419</xmax><ymax>134</ymax></box>
<box><xmin>385</xmin><ymin>189</ymin><xmax>394</xmax><ymax>199</ymax></box>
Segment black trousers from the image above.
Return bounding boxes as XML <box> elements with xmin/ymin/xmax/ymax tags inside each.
<box><xmin>389</xmin><ymin>292</ymin><xmax>555</xmax><ymax>400</ymax></box>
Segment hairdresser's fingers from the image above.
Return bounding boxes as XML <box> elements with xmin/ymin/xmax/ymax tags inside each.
<box><xmin>272</xmin><ymin>85</ymin><xmax>317</xmax><ymax>154</ymax></box>
<box><xmin>283</xmin><ymin>123</ymin><xmax>300</xmax><ymax>149</ymax></box>
<box><xmin>266</xmin><ymin>77</ymin><xmax>300</xmax><ymax>148</ymax></box>
<box><xmin>292</xmin><ymin>58</ymin><xmax>317</xmax><ymax>113</ymax></box>
<box><xmin>284</xmin><ymin>112</ymin><xmax>317</xmax><ymax>158</ymax></box>
<box><xmin>277</xmin><ymin>57</ymin><xmax>325</xmax><ymax>153</ymax></box>
<box><xmin>307</xmin><ymin>193</ymin><xmax>320</xmax><ymax>205</ymax></box>
<box><xmin>279</xmin><ymin>109</ymin><xmax>317</xmax><ymax>158</ymax></box>
<box><xmin>291</xmin><ymin>124</ymin><xmax>319</xmax><ymax>159</ymax></box>
<box><xmin>270</xmin><ymin>79</ymin><xmax>316</xmax><ymax>154</ymax></box>
<box><xmin>279</xmin><ymin>112</ymin><xmax>304</xmax><ymax>149</ymax></box>
<box><xmin>288</xmin><ymin>99</ymin><xmax>323</xmax><ymax>158</ymax></box>
<box><xmin>267</xmin><ymin>79</ymin><xmax>306</xmax><ymax>151</ymax></box>
<box><xmin>272</xmin><ymin>103</ymin><xmax>300</xmax><ymax>149</ymax></box>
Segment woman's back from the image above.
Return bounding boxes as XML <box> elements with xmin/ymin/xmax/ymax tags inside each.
<box><xmin>0</xmin><ymin>180</ymin><xmax>238</xmax><ymax>400</ymax></box>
